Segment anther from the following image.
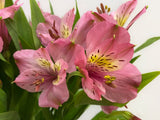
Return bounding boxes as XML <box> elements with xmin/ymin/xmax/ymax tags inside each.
<box><xmin>100</xmin><ymin>3</ymin><xmax>106</xmax><ymax>13</ymax></box>
<box><xmin>96</xmin><ymin>7</ymin><xmax>102</xmax><ymax>14</ymax></box>
<box><xmin>107</xmin><ymin>8</ymin><xmax>111</xmax><ymax>13</ymax></box>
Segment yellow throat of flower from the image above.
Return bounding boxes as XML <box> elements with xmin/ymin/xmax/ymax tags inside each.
<box><xmin>61</xmin><ymin>25</ymin><xmax>71</xmax><ymax>38</ymax></box>
<box><xmin>88</xmin><ymin>51</ymin><xmax>119</xmax><ymax>72</ymax></box>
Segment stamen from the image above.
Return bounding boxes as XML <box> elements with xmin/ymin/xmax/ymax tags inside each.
<box><xmin>105</xmin><ymin>5</ymin><xmax>108</xmax><ymax>10</ymax></box>
<box><xmin>100</xmin><ymin>3</ymin><xmax>106</xmax><ymax>13</ymax></box>
<box><xmin>107</xmin><ymin>8</ymin><xmax>111</xmax><ymax>13</ymax></box>
<box><xmin>33</xmin><ymin>78</ymin><xmax>45</xmax><ymax>92</ymax></box>
<box><xmin>38</xmin><ymin>58</ymin><xmax>50</xmax><ymax>67</ymax></box>
<box><xmin>52</xmin><ymin>21</ymin><xmax>59</xmax><ymax>34</ymax></box>
<box><xmin>96</xmin><ymin>7</ymin><xmax>102</xmax><ymax>14</ymax></box>
<box><xmin>48</xmin><ymin>29</ymin><xmax>56</xmax><ymax>39</ymax></box>
<box><xmin>104</xmin><ymin>75</ymin><xmax>116</xmax><ymax>88</ymax></box>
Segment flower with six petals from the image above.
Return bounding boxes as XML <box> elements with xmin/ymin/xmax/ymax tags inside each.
<box><xmin>14</xmin><ymin>48</ymin><xmax>69</xmax><ymax>109</ymax></box>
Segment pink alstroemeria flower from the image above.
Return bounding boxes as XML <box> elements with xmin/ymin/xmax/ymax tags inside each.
<box><xmin>75</xmin><ymin>21</ymin><xmax>141</xmax><ymax>103</ymax></box>
<box><xmin>45</xmin><ymin>11</ymin><xmax>100</xmax><ymax>72</ymax></box>
<box><xmin>14</xmin><ymin>48</ymin><xmax>69</xmax><ymax>109</ymax></box>
<box><xmin>36</xmin><ymin>8</ymin><xmax>75</xmax><ymax>46</ymax></box>
<box><xmin>96</xmin><ymin>0</ymin><xmax>147</xmax><ymax>30</ymax></box>
<box><xmin>0</xmin><ymin>0</ymin><xmax>22</xmax><ymax>51</ymax></box>
<box><xmin>110</xmin><ymin>0</ymin><xmax>148</xmax><ymax>30</ymax></box>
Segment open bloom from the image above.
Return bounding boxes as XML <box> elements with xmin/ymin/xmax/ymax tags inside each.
<box><xmin>75</xmin><ymin>21</ymin><xmax>141</xmax><ymax>103</ymax></box>
<box><xmin>36</xmin><ymin>8</ymin><xmax>75</xmax><ymax>46</ymax></box>
<box><xmin>111</xmin><ymin>0</ymin><xmax>148</xmax><ymax>29</ymax></box>
<box><xmin>14</xmin><ymin>48</ymin><xmax>69</xmax><ymax>109</ymax></box>
<box><xmin>96</xmin><ymin>0</ymin><xmax>147</xmax><ymax>30</ymax></box>
<box><xmin>43</xmin><ymin>11</ymin><xmax>101</xmax><ymax>72</ymax></box>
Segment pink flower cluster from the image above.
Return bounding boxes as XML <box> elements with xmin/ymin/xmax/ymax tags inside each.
<box><xmin>13</xmin><ymin>0</ymin><xmax>146</xmax><ymax>113</ymax></box>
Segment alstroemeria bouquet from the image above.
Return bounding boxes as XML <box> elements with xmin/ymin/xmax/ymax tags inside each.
<box><xmin>0</xmin><ymin>0</ymin><xmax>160</xmax><ymax>120</ymax></box>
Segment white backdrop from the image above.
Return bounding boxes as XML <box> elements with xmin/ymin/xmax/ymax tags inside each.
<box><xmin>13</xmin><ymin>0</ymin><xmax>160</xmax><ymax>119</ymax></box>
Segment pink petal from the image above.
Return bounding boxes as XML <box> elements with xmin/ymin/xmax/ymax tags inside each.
<box><xmin>111</xmin><ymin>0</ymin><xmax>137</xmax><ymax>26</ymax></box>
<box><xmin>70</xmin><ymin>11</ymin><xmax>96</xmax><ymax>49</ymax></box>
<box><xmin>86</xmin><ymin>21</ymin><xmax>130</xmax><ymax>52</ymax></box>
<box><xmin>126</xmin><ymin>6</ymin><xmax>148</xmax><ymax>30</ymax></box>
<box><xmin>0</xmin><ymin>0</ymin><xmax>22</xmax><ymax>19</ymax></box>
<box><xmin>60</xmin><ymin>8</ymin><xmax>75</xmax><ymax>38</ymax></box>
<box><xmin>47</xmin><ymin>39</ymin><xmax>85</xmax><ymax>73</ymax></box>
<box><xmin>13</xmin><ymin>48</ymin><xmax>53</xmax><ymax>73</ymax></box>
<box><xmin>54</xmin><ymin>59</ymin><xmax>68</xmax><ymax>85</ymax></box>
<box><xmin>103</xmin><ymin>63</ymin><xmax>141</xmax><ymax>103</ymax></box>
<box><xmin>0</xmin><ymin>37</ymin><xmax>3</xmax><ymax>52</ymax></box>
<box><xmin>80</xmin><ymin>68</ymin><xmax>105</xmax><ymax>101</ymax></box>
<box><xmin>39</xmin><ymin>80</ymin><xmax>69</xmax><ymax>109</ymax></box>
<box><xmin>101</xmin><ymin>106</ymin><xmax>118</xmax><ymax>114</ymax></box>
<box><xmin>36</xmin><ymin>15</ymin><xmax>61</xmax><ymax>46</ymax></box>
<box><xmin>86</xmin><ymin>39</ymin><xmax>134</xmax><ymax>71</ymax></box>
<box><xmin>14</xmin><ymin>69</ymin><xmax>51</xmax><ymax>92</ymax></box>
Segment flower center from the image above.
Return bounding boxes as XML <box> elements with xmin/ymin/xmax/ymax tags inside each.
<box><xmin>37</xmin><ymin>58</ymin><xmax>51</xmax><ymax>67</ymax></box>
<box><xmin>33</xmin><ymin>77</ymin><xmax>45</xmax><ymax>92</ymax></box>
<box><xmin>61</xmin><ymin>25</ymin><xmax>71</xmax><ymax>38</ymax></box>
<box><xmin>48</xmin><ymin>20</ymin><xmax>60</xmax><ymax>40</ymax></box>
<box><xmin>87</xmin><ymin>50</ymin><xmax>119</xmax><ymax>72</ymax></box>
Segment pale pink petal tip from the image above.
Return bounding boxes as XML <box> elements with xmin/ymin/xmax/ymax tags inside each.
<box><xmin>127</xmin><ymin>5</ymin><xmax>148</xmax><ymax>30</ymax></box>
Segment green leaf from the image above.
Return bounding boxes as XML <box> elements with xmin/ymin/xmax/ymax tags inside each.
<box><xmin>16</xmin><ymin>92</ymin><xmax>38</xmax><ymax>120</ymax></box>
<box><xmin>67</xmin><ymin>71</ymin><xmax>83</xmax><ymax>94</ymax></box>
<box><xmin>0</xmin><ymin>111</ymin><xmax>20</xmax><ymax>120</ymax></box>
<box><xmin>138</xmin><ymin>71</ymin><xmax>160</xmax><ymax>92</ymax></box>
<box><xmin>92</xmin><ymin>111</ymin><xmax>138</xmax><ymax>120</ymax></box>
<box><xmin>73</xmin><ymin>0</ymin><xmax>80</xmax><ymax>28</ymax></box>
<box><xmin>4</xmin><ymin>19</ymin><xmax>20</xmax><ymax>50</ymax></box>
<box><xmin>63</xmin><ymin>104</ymin><xmax>88</xmax><ymax>120</ymax></box>
<box><xmin>48</xmin><ymin>0</ymin><xmax>54</xmax><ymax>14</ymax></box>
<box><xmin>130</xmin><ymin>55</ymin><xmax>141</xmax><ymax>63</ymax></box>
<box><xmin>74</xmin><ymin>89</ymin><xmax>124</xmax><ymax>107</ymax></box>
<box><xmin>5</xmin><ymin>0</ymin><xmax>13</xmax><ymax>7</ymax></box>
<box><xmin>30</xmin><ymin>0</ymin><xmax>45</xmax><ymax>49</ymax></box>
<box><xmin>0</xmin><ymin>60</ymin><xmax>14</xmax><ymax>79</ymax></box>
<box><xmin>0</xmin><ymin>89</ymin><xmax>7</xmax><ymax>113</ymax></box>
<box><xmin>135</xmin><ymin>37</ymin><xmax>160</xmax><ymax>53</ymax></box>
<box><xmin>67</xmin><ymin>71</ymin><xmax>84</xmax><ymax>81</ymax></box>
<box><xmin>67</xmin><ymin>76</ymin><xmax>82</xmax><ymax>95</ymax></box>
<box><xmin>0</xmin><ymin>54</ymin><xmax>8</xmax><ymax>63</ymax></box>
<box><xmin>14</xmin><ymin>8</ymin><xmax>35</xmax><ymax>49</ymax></box>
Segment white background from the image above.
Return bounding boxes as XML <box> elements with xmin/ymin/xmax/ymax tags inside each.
<box><xmin>13</xmin><ymin>0</ymin><xmax>160</xmax><ymax>119</ymax></box>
